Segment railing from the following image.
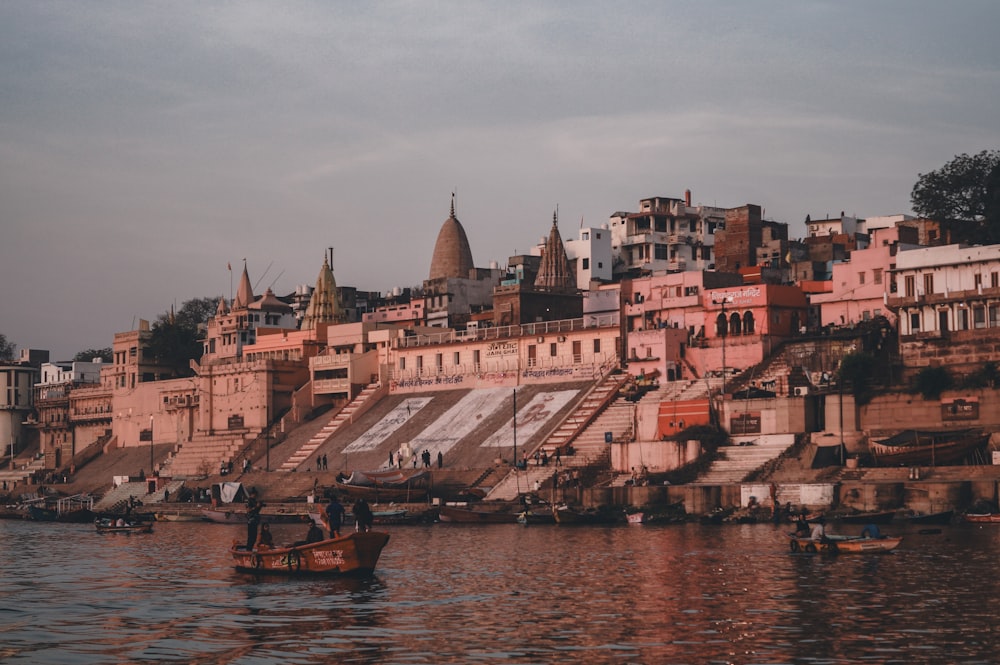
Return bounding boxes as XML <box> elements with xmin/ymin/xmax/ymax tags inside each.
<box><xmin>399</xmin><ymin>315</ymin><xmax>618</xmax><ymax>348</ymax></box>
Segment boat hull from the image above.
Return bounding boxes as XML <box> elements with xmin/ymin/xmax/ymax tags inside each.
<box><xmin>963</xmin><ymin>513</ymin><xmax>1000</xmax><ymax>524</ymax></box>
<box><xmin>95</xmin><ymin>518</ymin><xmax>153</xmax><ymax>534</ymax></box>
<box><xmin>789</xmin><ymin>536</ymin><xmax>901</xmax><ymax>554</ymax></box>
<box><xmin>835</xmin><ymin>510</ymin><xmax>896</xmax><ymax>525</ymax></box>
<box><xmin>903</xmin><ymin>510</ymin><xmax>954</xmax><ymax>525</ymax></box>
<box><xmin>201</xmin><ymin>509</ymin><xmax>319</xmax><ymax>524</ymax></box>
<box><xmin>870</xmin><ymin>430</ymin><xmax>988</xmax><ymax>466</ymax></box>
<box><xmin>230</xmin><ymin>532</ymin><xmax>390</xmax><ymax>576</ymax></box>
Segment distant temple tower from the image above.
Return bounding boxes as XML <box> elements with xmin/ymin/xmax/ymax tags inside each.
<box><xmin>534</xmin><ymin>211</ymin><xmax>577</xmax><ymax>291</ymax></box>
<box><xmin>429</xmin><ymin>194</ymin><xmax>475</xmax><ymax>280</ymax></box>
<box><xmin>301</xmin><ymin>249</ymin><xmax>347</xmax><ymax>329</ymax></box>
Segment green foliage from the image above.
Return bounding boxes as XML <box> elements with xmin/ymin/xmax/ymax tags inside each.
<box><xmin>837</xmin><ymin>351</ymin><xmax>876</xmax><ymax>405</ymax></box>
<box><xmin>960</xmin><ymin>361</ymin><xmax>999</xmax><ymax>390</ymax></box>
<box><xmin>911</xmin><ymin>150</ymin><xmax>1000</xmax><ymax>244</ymax></box>
<box><xmin>146</xmin><ymin>296</ymin><xmax>220</xmax><ymax>377</ymax></box>
<box><xmin>73</xmin><ymin>348</ymin><xmax>113</xmax><ymax>363</ymax></box>
<box><xmin>0</xmin><ymin>333</ymin><xmax>14</xmax><ymax>363</ymax></box>
<box><xmin>913</xmin><ymin>366</ymin><xmax>953</xmax><ymax>400</ymax></box>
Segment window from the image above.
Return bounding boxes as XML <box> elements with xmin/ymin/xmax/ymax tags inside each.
<box><xmin>654</xmin><ymin>244</ymin><xmax>668</xmax><ymax>260</ymax></box>
<box><xmin>993</xmin><ymin>272</ymin><xmax>999</xmax><ymax>288</ymax></box>
<box><xmin>582</xmin><ymin>258</ymin><xmax>590</xmax><ymax>269</ymax></box>
<box><xmin>905</xmin><ymin>276</ymin><xmax>915</xmax><ymax>297</ymax></box>
<box><xmin>593</xmin><ymin>339</ymin><xmax>601</xmax><ymax>354</ymax></box>
<box><xmin>581</xmin><ymin>232</ymin><xmax>589</xmax><ymax>240</ymax></box>
<box><xmin>858</xmin><ymin>272</ymin><xmax>866</xmax><ymax>285</ymax></box>
<box><xmin>598</xmin><ymin>262</ymin><xmax>603</xmax><ymax>269</ymax></box>
<box><xmin>572</xmin><ymin>340</ymin><xmax>582</xmax><ymax>363</ymax></box>
<box><xmin>910</xmin><ymin>312</ymin><xmax>921</xmax><ymax>331</ymax></box>
<box><xmin>990</xmin><ymin>305</ymin><xmax>1000</xmax><ymax>327</ymax></box>
<box><xmin>959</xmin><ymin>307</ymin><xmax>970</xmax><ymax>331</ymax></box>
<box><xmin>873</xmin><ymin>268</ymin><xmax>882</xmax><ymax>285</ymax></box>
<box><xmin>974</xmin><ymin>306</ymin><xmax>986</xmax><ymax>329</ymax></box>
<box><xmin>416</xmin><ymin>356</ymin><xmax>423</xmax><ymax>371</ymax></box>
<box><xmin>435</xmin><ymin>353</ymin><xmax>443</xmax><ymax>370</ymax></box>
<box><xmin>550</xmin><ymin>343</ymin><xmax>557</xmax><ymax>357</ymax></box>
<box><xmin>473</xmin><ymin>350</ymin><xmax>480</xmax><ymax>368</ymax></box>
<box><xmin>923</xmin><ymin>273</ymin><xmax>934</xmax><ymax>295</ymax></box>
<box><xmin>975</xmin><ymin>273</ymin><xmax>983</xmax><ymax>288</ymax></box>
<box><xmin>453</xmin><ymin>352</ymin><xmax>460</xmax><ymax>365</ymax></box>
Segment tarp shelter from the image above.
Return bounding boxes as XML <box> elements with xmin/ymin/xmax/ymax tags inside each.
<box><xmin>211</xmin><ymin>482</ymin><xmax>246</xmax><ymax>504</ymax></box>
<box><xmin>812</xmin><ymin>441</ymin><xmax>847</xmax><ymax>468</ymax></box>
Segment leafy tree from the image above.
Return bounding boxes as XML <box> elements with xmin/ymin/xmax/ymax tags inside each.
<box><xmin>0</xmin><ymin>333</ymin><xmax>15</xmax><ymax>362</ymax></box>
<box><xmin>146</xmin><ymin>296</ymin><xmax>221</xmax><ymax>377</ymax></box>
<box><xmin>911</xmin><ymin>150</ymin><xmax>1000</xmax><ymax>244</ymax></box>
<box><xmin>73</xmin><ymin>348</ymin><xmax>113</xmax><ymax>363</ymax></box>
<box><xmin>913</xmin><ymin>366</ymin><xmax>953</xmax><ymax>400</ymax></box>
<box><xmin>837</xmin><ymin>351</ymin><xmax>876</xmax><ymax>406</ymax></box>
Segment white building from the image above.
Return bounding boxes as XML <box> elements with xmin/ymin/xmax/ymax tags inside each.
<box><xmin>891</xmin><ymin>243</ymin><xmax>1000</xmax><ymax>336</ymax></box>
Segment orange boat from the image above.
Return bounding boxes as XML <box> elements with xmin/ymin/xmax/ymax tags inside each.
<box><xmin>789</xmin><ymin>535</ymin><xmax>902</xmax><ymax>554</ymax></box>
<box><xmin>230</xmin><ymin>531</ymin><xmax>390</xmax><ymax>576</ymax></box>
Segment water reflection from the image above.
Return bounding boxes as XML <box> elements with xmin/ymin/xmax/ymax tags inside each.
<box><xmin>2</xmin><ymin>519</ymin><xmax>1000</xmax><ymax>663</ymax></box>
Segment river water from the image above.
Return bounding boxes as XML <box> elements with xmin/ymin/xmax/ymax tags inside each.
<box><xmin>1</xmin><ymin>517</ymin><xmax>999</xmax><ymax>664</ymax></box>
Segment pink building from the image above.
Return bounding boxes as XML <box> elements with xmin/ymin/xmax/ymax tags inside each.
<box><xmin>810</xmin><ymin>226</ymin><xmax>910</xmax><ymax>328</ymax></box>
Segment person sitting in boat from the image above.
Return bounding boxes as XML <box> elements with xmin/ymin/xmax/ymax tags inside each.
<box><xmin>860</xmin><ymin>523</ymin><xmax>885</xmax><ymax>539</ymax></box>
<box><xmin>116</xmin><ymin>517</ymin><xmax>127</xmax><ymax>527</ymax></box>
<box><xmin>793</xmin><ymin>513</ymin><xmax>810</xmax><ymax>537</ymax></box>
<box><xmin>255</xmin><ymin>522</ymin><xmax>274</xmax><ymax>550</ymax></box>
<box><xmin>810</xmin><ymin>517</ymin><xmax>827</xmax><ymax>542</ymax></box>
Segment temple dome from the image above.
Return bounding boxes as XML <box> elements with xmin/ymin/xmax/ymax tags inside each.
<box><xmin>429</xmin><ymin>196</ymin><xmax>474</xmax><ymax>281</ymax></box>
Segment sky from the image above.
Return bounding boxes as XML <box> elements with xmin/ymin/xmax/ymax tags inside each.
<box><xmin>2</xmin><ymin>1</ymin><xmax>999</xmax><ymax>361</ymax></box>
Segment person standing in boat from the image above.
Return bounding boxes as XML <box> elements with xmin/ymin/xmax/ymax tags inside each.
<box><xmin>324</xmin><ymin>493</ymin><xmax>346</xmax><ymax>539</ymax></box>
<box><xmin>353</xmin><ymin>498</ymin><xmax>374</xmax><ymax>533</ymax></box>
<box><xmin>245</xmin><ymin>488</ymin><xmax>263</xmax><ymax>550</ymax></box>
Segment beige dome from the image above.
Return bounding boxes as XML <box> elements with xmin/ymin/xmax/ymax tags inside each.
<box><xmin>429</xmin><ymin>197</ymin><xmax>474</xmax><ymax>280</ymax></box>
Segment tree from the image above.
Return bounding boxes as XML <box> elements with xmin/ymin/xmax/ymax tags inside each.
<box><xmin>0</xmin><ymin>333</ymin><xmax>15</xmax><ymax>363</ymax></box>
<box><xmin>911</xmin><ymin>150</ymin><xmax>1000</xmax><ymax>244</ymax></box>
<box><xmin>146</xmin><ymin>296</ymin><xmax>221</xmax><ymax>377</ymax></box>
<box><xmin>73</xmin><ymin>348</ymin><xmax>113</xmax><ymax>363</ymax></box>
<box><xmin>837</xmin><ymin>351</ymin><xmax>876</xmax><ymax>406</ymax></box>
<box><xmin>913</xmin><ymin>366</ymin><xmax>953</xmax><ymax>400</ymax></box>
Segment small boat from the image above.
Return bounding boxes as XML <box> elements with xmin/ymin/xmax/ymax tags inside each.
<box><xmin>963</xmin><ymin>513</ymin><xmax>1000</xmax><ymax>524</ymax></box>
<box><xmin>94</xmin><ymin>517</ymin><xmax>154</xmax><ymax>534</ymax></box>
<box><xmin>201</xmin><ymin>508</ymin><xmax>319</xmax><ymax>525</ymax></box>
<box><xmin>789</xmin><ymin>535</ymin><xmax>902</xmax><ymax>554</ymax></box>
<box><xmin>229</xmin><ymin>531</ymin><xmax>390</xmax><ymax>576</ymax></box>
<box><xmin>439</xmin><ymin>504</ymin><xmax>519</xmax><ymax>524</ymax></box>
<box><xmin>625</xmin><ymin>511</ymin><xmax>646</xmax><ymax>525</ymax></box>
<box><xmin>833</xmin><ymin>510</ymin><xmax>896</xmax><ymax>525</ymax></box>
<box><xmin>870</xmin><ymin>428</ymin><xmax>989</xmax><ymax>466</ymax></box>
<box><xmin>902</xmin><ymin>510</ymin><xmax>954</xmax><ymax>525</ymax></box>
<box><xmin>155</xmin><ymin>511</ymin><xmax>204</xmax><ymax>522</ymax></box>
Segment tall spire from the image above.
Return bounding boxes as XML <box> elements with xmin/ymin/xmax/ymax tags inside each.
<box><xmin>301</xmin><ymin>249</ymin><xmax>345</xmax><ymax>330</ymax></box>
<box><xmin>233</xmin><ymin>260</ymin><xmax>254</xmax><ymax>309</ymax></box>
<box><xmin>533</xmin><ymin>209</ymin><xmax>576</xmax><ymax>290</ymax></box>
<box><xmin>429</xmin><ymin>194</ymin><xmax>475</xmax><ymax>280</ymax></box>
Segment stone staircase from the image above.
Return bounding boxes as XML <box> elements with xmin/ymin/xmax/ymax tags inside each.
<box><xmin>539</xmin><ymin>372</ymin><xmax>630</xmax><ymax>457</ymax></box>
<box><xmin>279</xmin><ymin>382</ymin><xmax>386</xmax><ymax>472</ymax></box>
<box><xmin>695</xmin><ymin>435</ymin><xmax>797</xmax><ymax>485</ymax></box>
<box><xmin>158</xmin><ymin>433</ymin><xmax>247</xmax><ymax>478</ymax></box>
<box><xmin>0</xmin><ymin>456</ymin><xmax>46</xmax><ymax>488</ymax></box>
<box><xmin>93</xmin><ymin>481</ymin><xmax>152</xmax><ymax>512</ymax></box>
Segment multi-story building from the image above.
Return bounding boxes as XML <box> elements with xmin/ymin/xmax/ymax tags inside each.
<box><xmin>713</xmin><ymin>204</ymin><xmax>789</xmax><ymax>275</ymax></box>
<box><xmin>609</xmin><ymin>190</ymin><xmax>724</xmax><ymax>277</ymax></box>
<box><xmin>562</xmin><ymin>224</ymin><xmax>613</xmax><ymax>286</ymax></box>
<box><xmin>1</xmin><ymin>350</ymin><xmax>41</xmax><ymax>464</ymax></box>
<box><xmin>33</xmin><ymin>358</ymin><xmax>105</xmax><ymax>469</ymax></box>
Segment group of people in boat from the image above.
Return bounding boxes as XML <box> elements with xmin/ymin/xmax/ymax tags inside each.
<box><xmin>242</xmin><ymin>488</ymin><xmax>376</xmax><ymax>551</ymax></box>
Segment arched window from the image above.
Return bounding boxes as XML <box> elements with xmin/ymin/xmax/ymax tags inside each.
<box><xmin>729</xmin><ymin>312</ymin><xmax>742</xmax><ymax>336</ymax></box>
<box><xmin>716</xmin><ymin>313</ymin><xmax>728</xmax><ymax>337</ymax></box>
<box><xmin>743</xmin><ymin>311</ymin><xmax>755</xmax><ymax>335</ymax></box>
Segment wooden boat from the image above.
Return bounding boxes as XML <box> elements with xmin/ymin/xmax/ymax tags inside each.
<box><xmin>902</xmin><ymin>510</ymin><xmax>954</xmax><ymax>525</ymax></box>
<box><xmin>94</xmin><ymin>517</ymin><xmax>153</xmax><ymax>534</ymax></box>
<box><xmin>331</xmin><ymin>469</ymin><xmax>430</xmax><ymax>502</ymax></box>
<box><xmin>625</xmin><ymin>511</ymin><xmax>646</xmax><ymax>524</ymax></box>
<box><xmin>155</xmin><ymin>511</ymin><xmax>204</xmax><ymax>522</ymax></box>
<box><xmin>789</xmin><ymin>535</ymin><xmax>902</xmax><ymax>554</ymax></box>
<box><xmin>439</xmin><ymin>504</ymin><xmax>519</xmax><ymax>524</ymax></box>
<box><xmin>963</xmin><ymin>513</ymin><xmax>1000</xmax><ymax>524</ymax></box>
<box><xmin>229</xmin><ymin>531</ymin><xmax>390</xmax><ymax>576</ymax></box>
<box><xmin>201</xmin><ymin>508</ymin><xmax>319</xmax><ymax>525</ymax></box>
<box><xmin>833</xmin><ymin>510</ymin><xmax>896</xmax><ymax>525</ymax></box>
<box><xmin>870</xmin><ymin>428</ymin><xmax>989</xmax><ymax>466</ymax></box>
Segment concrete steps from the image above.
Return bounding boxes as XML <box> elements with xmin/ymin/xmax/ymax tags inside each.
<box><xmin>279</xmin><ymin>383</ymin><xmax>383</xmax><ymax>472</ymax></box>
<box><xmin>696</xmin><ymin>437</ymin><xmax>796</xmax><ymax>485</ymax></box>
